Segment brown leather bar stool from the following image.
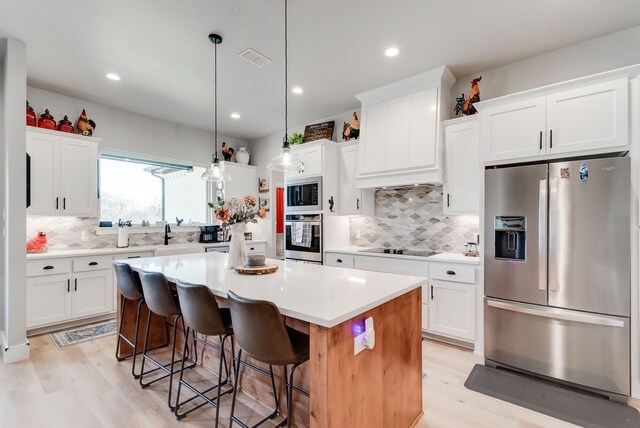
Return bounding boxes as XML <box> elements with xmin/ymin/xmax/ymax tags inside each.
<box><xmin>227</xmin><ymin>291</ymin><xmax>310</xmax><ymax>428</ymax></box>
<box><xmin>113</xmin><ymin>261</ymin><xmax>145</xmax><ymax>379</ymax></box>
<box><xmin>174</xmin><ymin>280</ymin><xmax>234</xmax><ymax>426</ymax></box>
<box><xmin>138</xmin><ymin>270</ymin><xmax>197</xmax><ymax>411</ymax></box>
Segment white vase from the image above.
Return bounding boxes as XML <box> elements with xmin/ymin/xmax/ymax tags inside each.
<box><xmin>236</xmin><ymin>147</ymin><xmax>250</xmax><ymax>165</ymax></box>
<box><xmin>228</xmin><ymin>223</ymin><xmax>246</xmax><ymax>269</ymax></box>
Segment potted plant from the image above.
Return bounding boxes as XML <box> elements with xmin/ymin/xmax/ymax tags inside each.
<box><xmin>289</xmin><ymin>132</ymin><xmax>304</xmax><ymax>145</ymax></box>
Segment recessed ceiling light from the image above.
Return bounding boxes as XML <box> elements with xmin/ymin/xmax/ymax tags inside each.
<box><xmin>292</xmin><ymin>87</ymin><xmax>304</xmax><ymax>94</ymax></box>
<box><xmin>105</xmin><ymin>73</ymin><xmax>121</xmax><ymax>81</ymax></box>
<box><xmin>230</xmin><ymin>113</ymin><xmax>240</xmax><ymax>119</ymax></box>
<box><xmin>384</xmin><ymin>47</ymin><xmax>400</xmax><ymax>57</ymax></box>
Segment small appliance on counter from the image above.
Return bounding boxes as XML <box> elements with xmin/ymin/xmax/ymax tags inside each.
<box><xmin>199</xmin><ymin>225</ymin><xmax>222</xmax><ymax>243</ymax></box>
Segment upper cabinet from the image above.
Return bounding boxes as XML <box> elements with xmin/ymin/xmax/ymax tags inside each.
<box><xmin>355</xmin><ymin>66</ymin><xmax>455</xmax><ymax>188</ymax></box>
<box><xmin>339</xmin><ymin>143</ymin><xmax>374</xmax><ymax>216</ymax></box>
<box><xmin>27</xmin><ymin>128</ymin><xmax>99</xmax><ymax>217</ymax></box>
<box><xmin>480</xmin><ymin>76</ymin><xmax>630</xmax><ymax>164</ymax></box>
<box><xmin>224</xmin><ymin>163</ymin><xmax>257</xmax><ymax>198</ymax></box>
<box><xmin>443</xmin><ymin>118</ymin><xmax>480</xmax><ymax>214</ymax></box>
<box><xmin>285</xmin><ymin>142</ymin><xmax>325</xmax><ymax>179</ymax></box>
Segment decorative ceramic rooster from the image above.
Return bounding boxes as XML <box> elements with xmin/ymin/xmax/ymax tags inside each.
<box><xmin>342</xmin><ymin>112</ymin><xmax>360</xmax><ymax>140</ymax></box>
<box><xmin>76</xmin><ymin>109</ymin><xmax>96</xmax><ymax>136</ymax></box>
<box><xmin>222</xmin><ymin>142</ymin><xmax>234</xmax><ymax>161</ymax></box>
<box><xmin>462</xmin><ymin>77</ymin><xmax>481</xmax><ymax>115</ymax></box>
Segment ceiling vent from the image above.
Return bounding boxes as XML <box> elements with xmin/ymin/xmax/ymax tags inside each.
<box><xmin>238</xmin><ymin>48</ymin><xmax>271</xmax><ymax>67</ymax></box>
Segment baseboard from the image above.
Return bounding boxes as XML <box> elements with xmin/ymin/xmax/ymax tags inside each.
<box><xmin>27</xmin><ymin>313</ymin><xmax>116</xmax><ymax>337</ymax></box>
<box><xmin>423</xmin><ymin>331</ymin><xmax>474</xmax><ymax>350</ymax></box>
<box><xmin>3</xmin><ymin>341</ymin><xmax>30</xmax><ymax>364</ymax></box>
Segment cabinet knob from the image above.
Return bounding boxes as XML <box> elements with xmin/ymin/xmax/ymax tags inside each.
<box><xmin>446</xmin><ymin>270</ymin><xmax>456</xmax><ymax>275</ymax></box>
<box><xmin>43</xmin><ymin>265</ymin><xmax>54</xmax><ymax>270</ymax></box>
<box><xmin>250</xmin><ymin>247</ymin><xmax>255</xmax><ymax>251</ymax></box>
<box><xmin>336</xmin><ymin>259</ymin><xmax>343</xmax><ymax>263</ymax></box>
<box><xmin>89</xmin><ymin>261</ymin><xmax>98</xmax><ymax>266</ymax></box>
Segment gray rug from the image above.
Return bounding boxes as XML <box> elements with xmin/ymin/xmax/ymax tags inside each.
<box><xmin>465</xmin><ymin>364</ymin><xmax>640</xmax><ymax>428</ymax></box>
<box><xmin>51</xmin><ymin>320</ymin><xmax>117</xmax><ymax>348</ymax></box>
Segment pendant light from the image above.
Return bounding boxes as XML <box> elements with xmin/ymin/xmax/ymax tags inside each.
<box><xmin>202</xmin><ymin>33</ymin><xmax>232</xmax><ymax>182</ymax></box>
<box><xmin>267</xmin><ymin>0</ymin><xmax>304</xmax><ymax>173</ymax></box>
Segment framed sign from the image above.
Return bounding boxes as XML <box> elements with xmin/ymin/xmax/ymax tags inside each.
<box><xmin>303</xmin><ymin>121</ymin><xmax>335</xmax><ymax>143</ymax></box>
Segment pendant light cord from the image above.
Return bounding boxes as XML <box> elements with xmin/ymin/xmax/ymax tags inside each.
<box><xmin>283</xmin><ymin>0</ymin><xmax>289</xmax><ymax>149</ymax></box>
<box><xmin>214</xmin><ymin>41</ymin><xmax>219</xmax><ymax>162</ymax></box>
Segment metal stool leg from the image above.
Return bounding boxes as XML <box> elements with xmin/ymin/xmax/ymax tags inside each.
<box><xmin>138</xmin><ymin>308</ymin><xmax>153</xmax><ymax>388</ymax></box>
<box><xmin>115</xmin><ymin>297</ymin><xmax>127</xmax><ymax>361</ymax></box>
<box><xmin>131</xmin><ymin>299</ymin><xmax>144</xmax><ymax>379</ymax></box>
<box><xmin>167</xmin><ymin>315</ymin><xmax>183</xmax><ymax>411</ymax></box>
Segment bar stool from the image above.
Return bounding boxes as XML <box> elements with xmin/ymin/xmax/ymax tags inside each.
<box><xmin>138</xmin><ymin>270</ymin><xmax>196</xmax><ymax>411</ymax></box>
<box><xmin>113</xmin><ymin>261</ymin><xmax>145</xmax><ymax>379</ymax></box>
<box><xmin>174</xmin><ymin>281</ymin><xmax>234</xmax><ymax>426</ymax></box>
<box><xmin>227</xmin><ymin>291</ymin><xmax>310</xmax><ymax>428</ymax></box>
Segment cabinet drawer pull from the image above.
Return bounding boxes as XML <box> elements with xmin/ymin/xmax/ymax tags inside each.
<box><xmin>336</xmin><ymin>258</ymin><xmax>343</xmax><ymax>263</ymax></box>
<box><xmin>447</xmin><ymin>193</ymin><xmax>450</xmax><ymax>208</ymax></box>
<box><xmin>74</xmin><ymin>278</ymin><xmax>78</xmax><ymax>291</ymax></box>
<box><xmin>430</xmin><ymin>285</ymin><xmax>434</xmax><ymax>300</ymax></box>
<box><xmin>67</xmin><ymin>279</ymin><xmax>70</xmax><ymax>293</ymax></box>
<box><xmin>446</xmin><ymin>270</ymin><xmax>456</xmax><ymax>275</ymax></box>
<box><xmin>43</xmin><ymin>265</ymin><xmax>55</xmax><ymax>270</ymax></box>
<box><xmin>250</xmin><ymin>247</ymin><xmax>255</xmax><ymax>251</ymax></box>
<box><xmin>356</xmin><ymin>198</ymin><xmax>360</xmax><ymax>210</ymax></box>
<box><xmin>549</xmin><ymin>129</ymin><xmax>553</xmax><ymax>149</ymax></box>
<box><xmin>56</xmin><ymin>197</ymin><xmax>59</xmax><ymax>210</ymax></box>
<box><xmin>89</xmin><ymin>261</ymin><xmax>98</xmax><ymax>266</ymax></box>
<box><xmin>539</xmin><ymin>131</ymin><xmax>543</xmax><ymax>150</ymax></box>
<box><xmin>63</xmin><ymin>197</ymin><xmax>66</xmax><ymax>210</ymax></box>
<box><xmin>127</xmin><ymin>256</ymin><xmax>141</xmax><ymax>259</ymax></box>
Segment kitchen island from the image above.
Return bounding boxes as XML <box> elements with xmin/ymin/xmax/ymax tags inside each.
<box><xmin>120</xmin><ymin>252</ymin><xmax>426</xmax><ymax>427</ymax></box>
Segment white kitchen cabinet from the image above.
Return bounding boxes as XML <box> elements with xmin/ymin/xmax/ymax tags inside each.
<box><xmin>224</xmin><ymin>163</ymin><xmax>257</xmax><ymax>199</ymax></box>
<box><xmin>26</xmin><ymin>274</ymin><xmax>72</xmax><ymax>328</ymax></box>
<box><xmin>354</xmin><ymin>255</ymin><xmax>428</xmax><ymax>277</ymax></box>
<box><xmin>443</xmin><ymin>119</ymin><xmax>480</xmax><ymax>214</ymax></box>
<box><xmin>481</xmin><ymin>96</ymin><xmax>546</xmax><ymax>162</ymax></box>
<box><xmin>355</xmin><ymin>66</ymin><xmax>455</xmax><ymax>188</ymax></box>
<box><xmin>546</xmin><ymin>78</ymin><xmax>628</xmax><ymax>155</ymax></box>
<box><xmin>428</xmin><ymin>279</ymin><xmax>476</xmax><ymax>341</ymax></box>
<box><xmin>480</xmin><ymin>76</ymin><xmax>630</xmax><ymax>163</ymax></box>
<box><xmin>59</xmin><ymin>138</ymin><xmax>98</xmax><ymax>216</ymax></box>
<box><xmin>339</xmin><ymin>144</ymin><xmax>374</xmax><ymax>216</ymax></box>
<box><xmin>27</xmin><ymin>254</ymin><xmax>115</xmax><ymax>330</ymax></box>
<box><xmin>71</xmin><ymin>270</ymin><xmax>113</xmax><ymax>319</ymax></box>
<box><xmin>246</xmin><ymin>241</ymin><xmax>266</xmax><ymax>255</ymax></box>
<box><xmin>325</xmin><ymin>252</ymin><xmax>355</xmax><ymax>268</ymax></box>
<box><xmin>421</xmin><ymin>303</ymin><xmax>429</xmax><ymax>331</ymax></box>
<box><xmin>26</xmin><ymin>128</ymin><xmax>100</xmax><ymax>216</ymax></box>
<box><xmin>285</xmin><ymin>141</ymin><xmax>327</xmax><ymax>179</ymax></box>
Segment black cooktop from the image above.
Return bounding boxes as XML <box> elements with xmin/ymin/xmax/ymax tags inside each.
<box><xmin>358</xmin><ymin>248</ymin><xmax>439</xmax><ymax>257</ymax></box>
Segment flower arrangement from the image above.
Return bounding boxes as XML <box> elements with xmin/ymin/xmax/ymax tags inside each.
<box><xmin>208</xmin><ymin>195</ymin><xmax>266</xmax><ymax>227</ymax></box>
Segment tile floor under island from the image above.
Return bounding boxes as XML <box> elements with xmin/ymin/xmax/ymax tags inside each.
<box><xmin>3</xmin><ymin>334</ymin><xmax>638</xmax><ymax>427</ymax></box>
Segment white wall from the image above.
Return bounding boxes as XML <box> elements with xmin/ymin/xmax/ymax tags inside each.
<box><xmin>0</xmin><ymin>40</ymin><xmax>5</xmax><ymax>339</ymax></box>
<box><xmin>2</xmin><ymin>37</ymin><xmax>28</xmax><ymax>363</ymax></box>
<box><xmin>451</xmin><ymin>25</ymin><xmax>640</xmax><ymax>105</ymax></box>
<box><xmin>246</xmin><ymin>109</ymin><xmax>358</xmax><ymax>257</ymax></box>
<box><xmin>26</xmin><ymin>86</ymin><xmax>249</xmax><ymax>166</ymax></box>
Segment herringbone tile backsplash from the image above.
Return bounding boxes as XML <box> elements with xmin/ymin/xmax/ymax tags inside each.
<box><xmin>349</xmin><ymin>185</ymin><xmax>479</xmax><ymax>253</ymax></box>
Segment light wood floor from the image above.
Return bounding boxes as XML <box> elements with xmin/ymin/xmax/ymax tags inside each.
<box><xmin>1</xmin><ymin>333</ymin><xmax>638</xmax><ymax>427</ymax></box>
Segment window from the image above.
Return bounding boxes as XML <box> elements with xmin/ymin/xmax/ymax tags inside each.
<box><xmin>99</xmin><ymin>154</ymin><xmax>209</xmax><ymax>224</ymax></box>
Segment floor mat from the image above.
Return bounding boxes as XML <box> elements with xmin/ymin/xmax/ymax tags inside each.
<box><xmin>50</xmin><ymin>320</ymin><xmax>117</xmax><ymax>348</ymax></box>
<box><xmin>464</xmin><ymin>364</ymin><xmax>640</xmax><ymax>428</ymax></box>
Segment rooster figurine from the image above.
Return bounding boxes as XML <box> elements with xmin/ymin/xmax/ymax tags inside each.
<box><xmin>462</xmin><ymin>77</ymin><xmax>481</xmax><ymax>115</ymax></box>
<box><xmin>342</xmin><ymin>112</ymin><xmax>360</xmax><ymax>141</ymax></box>
<box><xmin>76</xmin><ymin>109</ymin><xmax>96</xmax><ymax>136</ymax></box>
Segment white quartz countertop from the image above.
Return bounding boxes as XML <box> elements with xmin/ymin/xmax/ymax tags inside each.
<box><xmin>26</xmin><ymin>241</ymin><xmax>265</xmax><ymax>260</ymax></box>
<box><xmin>123</xmin><ymin>252</ymin><xmax>427</xmax><ymax>328</ymax></box>
<box><xmin>325</xmin><ymin>247</ymin><xmax>480</xmax><ymax>265</ymax></box>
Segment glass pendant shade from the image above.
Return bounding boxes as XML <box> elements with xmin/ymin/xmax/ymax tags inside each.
<box><xmin>202</xmin><ymin>158</ymin><xmax>232</xmax><ymax>182</ymax></box>
<box><xmin>268</xmin><ymin>146</ymin><xmax>304</xmax><ymax>172</ymax></box>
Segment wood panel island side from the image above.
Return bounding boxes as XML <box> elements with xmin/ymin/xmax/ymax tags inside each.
<box><xmin>119</xmin><ymin>252</ymin><xmax>425</xmax><ymax>428</ymax></box>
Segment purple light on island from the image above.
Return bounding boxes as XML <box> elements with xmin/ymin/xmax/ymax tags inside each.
<box><xmin>351</xmin><ymin>319</ymin><xmax>366</xmax><ymax>337</ymax></box>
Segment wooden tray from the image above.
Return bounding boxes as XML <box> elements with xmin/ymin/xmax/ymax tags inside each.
<box><xmin>235</xmin><ymin>264</ymin><xmax>279</xmax><ymax>275</ymax></box>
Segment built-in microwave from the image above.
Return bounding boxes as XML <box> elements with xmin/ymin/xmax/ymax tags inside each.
<box><xmin>285</xmin><ymin>177</ymin><xmax>322</xmax><ymax>212</ymax></box>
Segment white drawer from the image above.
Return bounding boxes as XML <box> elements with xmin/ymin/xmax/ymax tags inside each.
<box><xmin>246</xmin><ymin>242</ymin><xmax>266</xmax><ymax>255</ymax></box>
<box><xmin>73</xmin><ymin>255</ymin><xmax>113</xmax><ymax>272</ymax></box>
<box><xmin>429</xmin><ymin>263</ymin><xmax>476</xmax><ymax>284</ymax></box>
<box><xmin>354</xmin><ymin>255</ymin><xmax>428</xmax><ymax>277</ymax></box>
<box><xmin>27</xmin><ymin>258</ymin><xmax>72</xmax><ymax>277</ymax></box>
<box><xmin>325</xmin><ymin>253</ymin><xmax>355</xmax><ymax>268</ymax></box>
<box><xmin>114</xmin><ymin>252</ymin><xmax>155</xmax><ymax>261</ymax></box>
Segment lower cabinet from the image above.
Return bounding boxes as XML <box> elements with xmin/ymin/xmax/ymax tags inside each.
<box><xmin>27</xmin><ymin>257</ymin><xmax>114</xmax><ymax>329</ymax></box>
<box><xmin>427</xmin><ymin>280</ymin><xmax>476</xmax><ymax>341</ymax></box>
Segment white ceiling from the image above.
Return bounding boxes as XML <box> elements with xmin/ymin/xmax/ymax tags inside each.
<box><xmin>1</xmin><ymin>0</ymin><xmax>639</xmax><ymax>140</ymax></box>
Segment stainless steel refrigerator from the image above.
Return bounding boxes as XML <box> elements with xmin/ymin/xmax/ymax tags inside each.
<box><xmin>484</xmin><ymin>156</ymin><xmax>631</xmax><ymax>399</ymax></box>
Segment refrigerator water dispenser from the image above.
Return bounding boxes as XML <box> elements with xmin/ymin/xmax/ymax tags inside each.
<box><xmin>494</xmin><ymin>216</ymin><xmax>526</xmax><ymax>261</ymax></box>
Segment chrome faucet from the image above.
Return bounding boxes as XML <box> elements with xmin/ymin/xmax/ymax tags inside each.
<box><xmin>164</xmin><ymin>223</ymin><xmax>173</xmax><ymax>245</ymax></box>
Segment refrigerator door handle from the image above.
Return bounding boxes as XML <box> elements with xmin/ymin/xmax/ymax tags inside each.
<box><xmin>538</xmin><ymin>179</ymin><xmax>547</xmax><ymax>291</ymax></box>
<box><xmin>486</xmin><ymin>299</ymin><xmax>625</xmax><ymax>328</ymax></box>
<box><xmin>548</xmin><ymin>177</ymin><xmax>559</xmax><ymax>292</ymax></box>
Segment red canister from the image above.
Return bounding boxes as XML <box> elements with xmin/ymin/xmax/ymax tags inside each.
<box><xmin>37</xmin><ymin>109</ymin><xmax>56</xmax><ymax>130</ymax></box>
<box><xmin>57</xmin><ymin>115</ymin><xmax>74</xmax><ymax>133</ymax></box>
<box><xmin>26</xmin><ymin>101</ymin><xmax>37</xmax><ymax>127</ymax></box>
